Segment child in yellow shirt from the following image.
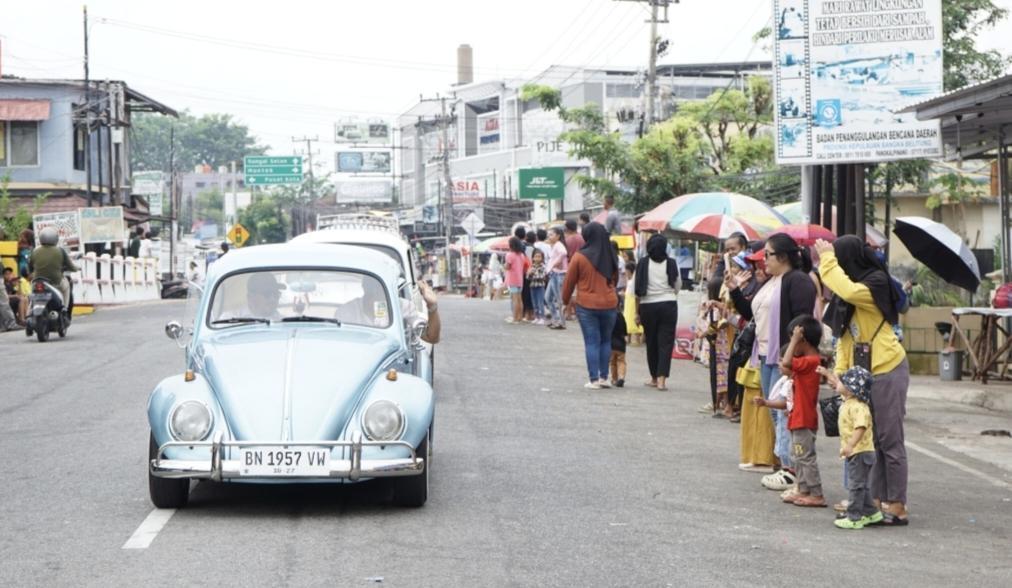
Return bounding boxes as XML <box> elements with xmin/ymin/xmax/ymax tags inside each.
<box><xmin>818</xmin><ymin>365</ymin><xmax>884</xmax><ymax>530</ymax></box>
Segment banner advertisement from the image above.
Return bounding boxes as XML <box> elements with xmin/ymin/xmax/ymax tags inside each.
<box><xmin>772</xmin><ymin>0</ymin><xmax>943</xmax><ymax>165</ymax></box>
<box><xmin>32</xmin><ymin>211</ymin><xmax>80</xmax><ymax>247</ymax></box>
<box><xmin>334</xmin><ymin>180</ymin><xmax>394</xmax><ymax>203</ymax></box>
<box><xmin>518</xmin><ymin>167</ymin><xmax>566</xmax><ymax>200</ymax></box>
<box><xmin>477</xmin><ymin>112</ymin><xmax>500</xmax><ymax>155</ymax></box>
<box><xmin>334</xmin><ymin>118</ymin><xmax>391</xmax><ymax>145</ymax></box>
<box><xmin>336</xmin><ymin>150</ymin><xmax>392</xmax><ymax>174</ymax></box>
<box><xmin>450</xmin><ymin>179</ymin><xmax>485</xmax><ymax>206</ymax></box>
<box><xmin>78</xmin><ymin>206</ymin><xmax>126</xmax><ymax>244</ymax></box>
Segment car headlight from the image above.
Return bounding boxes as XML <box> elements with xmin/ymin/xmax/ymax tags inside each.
<box><xmin>169</xmin><ymin>401</ymin><xmax>213</xmax><ymax>441</ymax></box>
<box><xmin>361</xmin><ymin>400</ymin><xmax>405</xmax><ymax>442</ymax></box>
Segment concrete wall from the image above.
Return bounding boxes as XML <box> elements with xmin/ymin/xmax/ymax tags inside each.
<box><xmin>0</xmin><ymin>84</ymin><xmax>89</xmax><ymax>186</ymax></box>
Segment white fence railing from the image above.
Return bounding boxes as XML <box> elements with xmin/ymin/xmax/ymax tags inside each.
<box><xmin>70</xmin><ymin>253</ymin><xmax>161</xmax><ymax>305</ymax></box>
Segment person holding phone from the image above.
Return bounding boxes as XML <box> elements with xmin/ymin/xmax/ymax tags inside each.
<box><xmin>815</xmin><ymin>236</ymin><xmax>909</xmax><ymax>527</ymax></box>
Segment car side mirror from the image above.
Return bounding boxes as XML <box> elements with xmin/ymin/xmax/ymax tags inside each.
<box><xmin>409</xmin><ymin>317</ymin><xmax>428</xmax><ymax>347</ymax></box>
<box><xmin>165</xmin><ymin>320</ymin><xmax>183</xmax><ymax>342</ymax></box>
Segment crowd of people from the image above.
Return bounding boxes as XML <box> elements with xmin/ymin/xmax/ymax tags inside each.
<box><xmin>692</xmin><ymin>230</ymin><xmax>911</xmax><ymax>529</ymax></box>
<box><xmin>478</xmin><ymin>213</ymin><xmax>912</xmax><ymax>530</ymax></box>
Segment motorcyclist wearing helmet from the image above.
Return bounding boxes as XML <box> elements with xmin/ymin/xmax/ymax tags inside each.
<box><xmin>29</xmin><ymin>227</ymin><xmax>79</xmax><ymax>305</ymax></box>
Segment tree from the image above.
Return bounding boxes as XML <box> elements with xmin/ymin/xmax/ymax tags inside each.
<box><xmin>0</xmin><ymin>174</ymin><xmax>46</xmax><ymax>239</ymax></box>
<box><xmin>521</xmin><ymin>76</ymin><xmax>783</xmax><ymax>213</ymax></box>
<box><xmin>238</xmin><ymin>196</ymin><xmax>288</xmax><ymax>245</ymax></box>
<box><xmin>942</xmin><ymin>0</ymin><xmax>1010</xmax><ymax>90</ymax></box>
<box><xmin>193</xmin><ymin>188</ymin><xmax>224</xmax><ymax>228</ymax></box>
<box><xmin>130</xmin><ymin>111</ymin><xmax>267</xmax><ymax>172</ymax></box>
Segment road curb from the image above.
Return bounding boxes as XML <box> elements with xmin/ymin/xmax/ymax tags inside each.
<box><xmin>908</xmin><ymin>379</ymin><xmax>1012</xmax><ymax>413</ymax></box>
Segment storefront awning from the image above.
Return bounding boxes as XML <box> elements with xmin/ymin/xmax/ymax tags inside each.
<box><xmin>0</xmin><ymin>99</ymin><xmax>51</xmax><ymax>121</ymax></box>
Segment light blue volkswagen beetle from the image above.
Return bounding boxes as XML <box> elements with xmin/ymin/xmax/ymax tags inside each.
<box><xmin>148</xmin><ymin>243</ymin><xmax>434</xmax><ymax>508</ymax></box>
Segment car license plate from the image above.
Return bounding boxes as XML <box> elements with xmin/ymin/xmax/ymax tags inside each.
<box><xmin>238</xmin><ymin>447</ymin><xmax>330</xmax><ymax>476</ymax></box>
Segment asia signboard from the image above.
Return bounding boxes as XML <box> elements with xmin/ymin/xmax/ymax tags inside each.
<box><xmin>336</xmin><ymin>150</ymin><xmax>392</xmax><ymax>174</ymax></box>
<box><xmin>334</xmin><ymin>118</ymin><xmax>391</xmax><ymax>145</ymax></box>
<box><xmin>772</xmin><ymin>0</ymin><xmax>943</xmax><ymax>165</ymax></box>
<box><xmin>518</xmin><ymin>167</ymin><xmax>566</xmax><ymax>200</ymax></box>
<box><xmin>450</xmin><ymin>179</ymin><xmax>484</xmax><ymax>205</ymax></box>
<box><xmin>78</xmin><ymin>206</ymin><xmax>126</xmax><ymax>244</ymax></box>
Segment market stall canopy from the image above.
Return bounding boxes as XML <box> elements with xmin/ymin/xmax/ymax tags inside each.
<box><xmin>473</xmin><ymin>236</ymin><xmax>510</xmax><ymax>253</ymax></box>
<box><xmin>639</xmin><ymin>192</ymin><xmax>787</xmax><ymax>235</ymax></box>
<box><xmin>893</xmin><ymin>216</ymin><xmax>980</xmax><ymax>292</ymax></box>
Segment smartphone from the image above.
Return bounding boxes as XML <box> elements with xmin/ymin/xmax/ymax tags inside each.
<box><xmin>853</xmin><ymin>343</ymin><xmax>872</xmax><ymax>371</ymax></box>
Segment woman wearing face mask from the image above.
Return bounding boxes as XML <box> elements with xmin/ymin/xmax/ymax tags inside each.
<box><xmin>634</xmin><ymin>233</ymin><xmax>681</xmax><ymax>391</ymax></box>
<box><xmin>815</xmin><ymin>236</ymin><xmax>909</xmax><ymax>526</ymax></box>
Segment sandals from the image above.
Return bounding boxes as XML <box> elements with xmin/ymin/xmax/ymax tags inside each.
<box><xmin>791</xmin><ymin>495</ymin><xmax>828</xmax><ymax>507</ymax></box>
<box><xmin>870</xmin><ymin>511</ymin><xmax>909</xmax><ymax>526</ymax></box>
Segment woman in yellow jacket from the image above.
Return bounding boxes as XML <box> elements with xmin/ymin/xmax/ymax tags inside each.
<box><xmin>815</xmin><ymin>236</ymin><xmax>909</xmax><ymax>526</ymax></box>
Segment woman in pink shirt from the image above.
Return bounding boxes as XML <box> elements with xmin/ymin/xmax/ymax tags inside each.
<box><xmin>545</xmin><ymin>227</ymin><xmax>570</xmax><ymax>329</ymax></box>
<box><xmin>504</xmin><ymin>237</ymin><xmax>529</xmax><ymax>324</ymax></box>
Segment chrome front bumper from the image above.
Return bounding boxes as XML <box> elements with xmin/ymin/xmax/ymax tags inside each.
<box><xmin>150</xmin><ymin>431</ymin><xmax>424</xmax><ymax>481</ymax></box>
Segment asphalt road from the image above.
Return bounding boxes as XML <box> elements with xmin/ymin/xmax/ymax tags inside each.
<box><xmin>2</xmin><ymin>297</ymin><xmax>1011</xmax><ymax>587</ymax></box>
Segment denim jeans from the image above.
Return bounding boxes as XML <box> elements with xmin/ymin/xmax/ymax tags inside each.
<box><xmin>759</xmin><ymin>356</ymin><xmax>792</xmax><ymax>469</ymax></box>
<box><xmin>575</xmin><ymin>306</ymin><xmax>617</xmax><ymax>381</ymax></box>
<box><xmin>545</xmin><ymin>272</ymin><xmax>565</xmax><ymax>324</ymax></box>
<box><xmin>531</xmin><ymin>286</ymin><xmax>546</xmax><ymax>319</ymax></box>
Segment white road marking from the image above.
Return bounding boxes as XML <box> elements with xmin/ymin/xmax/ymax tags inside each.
<box><xmin>122</xmin><ymin>508</ymin><xmax>176</xmax><ymax>550</ymax></box>
<box><xmin>906</xmin><ymin>441</ymin><xmax>1010</xmax><ymax>490</ymax></box>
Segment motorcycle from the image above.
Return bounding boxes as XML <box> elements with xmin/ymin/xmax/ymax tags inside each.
<box><xmin>25</xmin><ymin>278</ymin><xmax>72</xmax><ymax>342</ymax></box>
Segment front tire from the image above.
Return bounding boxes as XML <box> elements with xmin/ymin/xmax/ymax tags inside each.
<box><xmin>35</xmin><ymin>320</ymin><xmax>49</xmax><ymax>342</ymax></box>
<box><xmin>148</xmin><ymin>433</ymin><xmax>190</xmax><ymax>509</ymax></box>
<box><xmin>392</xmin><ymin>429</ymin><xmax>429</xmax><ymax>507</ymax></box>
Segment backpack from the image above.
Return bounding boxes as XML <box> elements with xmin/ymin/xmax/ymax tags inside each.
<box><xmin>891</xmin><ymin>276</ymin><xmax>909</xmax><ymax>315</ymax></box>
<box><xmin>995</xmin><ymin>283</ymin><xmax>1012</xmax><ymax>309</ymax></box>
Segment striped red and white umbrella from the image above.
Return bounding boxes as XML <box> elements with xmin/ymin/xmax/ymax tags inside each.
<box><xmin>772</xmin><ymin>223</ymin><xmax>837</xmax><ymax>246</ymax></box>
<box><xmin>670</xmin><ymin>214</ymin><xmax>763</xmax><ymax>241</ymax></box>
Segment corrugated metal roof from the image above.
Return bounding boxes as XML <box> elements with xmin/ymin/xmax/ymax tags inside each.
<box><xmin>898</xmin><ymin>73</ymin><xmax>1012</xmax><ymax>115</ymax></box>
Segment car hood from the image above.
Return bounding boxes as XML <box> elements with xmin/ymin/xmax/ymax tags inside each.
<box><xmin>200</xmin><ymin>327</ymin><xmax>401</xmax><ymax>441</ymax></box>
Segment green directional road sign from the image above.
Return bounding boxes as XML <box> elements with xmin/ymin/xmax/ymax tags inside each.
<box><xmin>518</xmin><ymin>167</ymin><xmax>565</xmax><ymax>200</ymax></box>
<box><xmin>244</xmin><ymin>155</ymin><xmax>304</xmax><ymax>185</ymax></box>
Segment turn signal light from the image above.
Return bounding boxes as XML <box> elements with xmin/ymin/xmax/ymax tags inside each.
<box><xmin>386</xmin><ymin>369</ymin><xmax>398</xmax><ymax>381</ymax></box>
<box><xmin>184</xmin><ymin>370</ymin><xmax>195</xmax><ymax>382</ymax></box>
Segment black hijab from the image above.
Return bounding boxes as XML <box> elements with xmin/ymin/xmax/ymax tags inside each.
<box><xmin>646</xmin><ymin>233</ymin><xmax>668</xmax><ymax>262</ymax></box>
<box><xmin>580</xmin><ymin>222</ymin><xmax>617</xmax><ymax>284</ymax></box>
<box><xmin>824</xmin><ymin>235</ymin><xmax>898</xmax><ymax>337</ymax></box>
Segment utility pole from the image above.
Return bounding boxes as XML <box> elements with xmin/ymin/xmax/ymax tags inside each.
<box><xmin>83</xmin><ymin>5</ymin><xmax>92</xmax><ymax>207</ymax></box>
<box><xmin>169</xmin><ymin>125</ymin><xmax>176</xmax><ymax>277</ymax></box>
<box><xmin>440</xmin><ymin>96</ymin><xmax>455</xmax><ymax>291</ymax></box>
<box><xmin>645</xmin><ymin>0</ymin><xmax>660</xmax><ymax>128</ymax></box>
<box><xmin>292</xmin><ymin>136</ymin><xmax>319</xmax><ymax>234</ymax></box>
<box><xmin>618</xmin><ymin>0</ymin><xmax>671</xmax><ymax>130</ymax></box>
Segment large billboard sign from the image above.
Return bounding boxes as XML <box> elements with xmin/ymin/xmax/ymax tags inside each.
<box><xmin>772</xmin><ymin>0</ymin><xmax>943</xmax><ymax>165</ymax></box>
<box><xmin>336</xmin><ymin>150</ymin><xmax>392</xmax><ymax>174</ymax></box>
<box><xmin>334</xmin><ymin>118</ymin><xmax>391</xmax><ymax>145</ymax></box>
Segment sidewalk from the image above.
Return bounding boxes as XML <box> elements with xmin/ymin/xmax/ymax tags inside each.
<box><xmin>908</xmin><ymin>374</ymin><xmax>1012</xmax><ymax>413</ymax></box>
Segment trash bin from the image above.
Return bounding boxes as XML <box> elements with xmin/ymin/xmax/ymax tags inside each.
<box><xmin>939</xmin><ymin>350</ymin><xmax>963</xmax><ymax>381</ymax></box>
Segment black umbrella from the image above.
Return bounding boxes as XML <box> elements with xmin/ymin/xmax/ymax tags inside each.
<box><xmin>893</xmin><ymin>216</ymin><xmax>981</xmax><ymax>292</ymax></box>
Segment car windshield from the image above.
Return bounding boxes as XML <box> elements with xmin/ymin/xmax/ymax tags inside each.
<box><xmin>207</xmin><ymin>269</ymin><xmax>391</xmax><ymax>329</ymax></box>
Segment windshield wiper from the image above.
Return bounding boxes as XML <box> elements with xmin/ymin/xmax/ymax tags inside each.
<box><xmin>281</xmin><ymin>316</ymin><xmax>342</xmax><ymax>326</ymax></box>
<box><xmin>211</xmin><ymin>317</ymin><xmax>272</xmax><ymax>326</ymax></box>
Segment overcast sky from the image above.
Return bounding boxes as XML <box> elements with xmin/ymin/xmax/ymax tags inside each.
<box><xmin>4</xmin><ymin>0</ymin><xmax>1011</xmax><ymax>170</ymax></box>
